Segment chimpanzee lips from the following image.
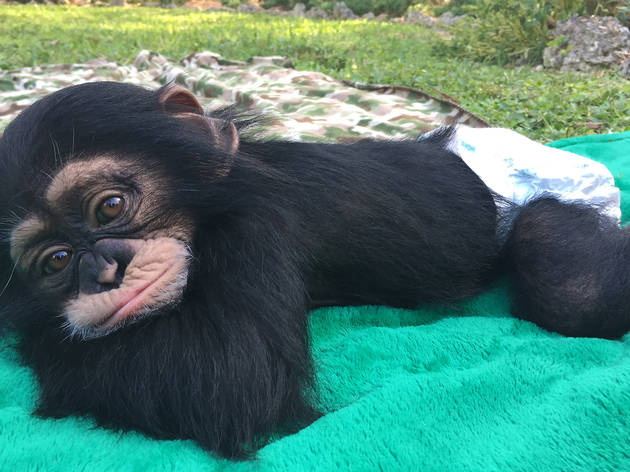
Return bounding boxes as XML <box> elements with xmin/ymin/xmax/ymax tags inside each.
<box><xmin>97</xmin><ymin>263</ymin><xmax>178</xmax><ymax>331</ymax></box>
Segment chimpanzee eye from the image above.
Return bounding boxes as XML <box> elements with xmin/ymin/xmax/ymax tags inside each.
<box><xmin>96</xmin><ymin>196</ymin><xmax>124</xmax><ymax>225</ymax></box>
<box><xmin>43</xmin><ymin>249</ymin><xmax>72</xmax><ymax>276</ymax></box>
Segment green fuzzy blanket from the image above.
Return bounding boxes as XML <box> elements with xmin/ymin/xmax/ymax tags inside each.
<box><xmin>1</xmin><ymin>132</ymin><xmax>629</xmax><ymax>471</ymax></box>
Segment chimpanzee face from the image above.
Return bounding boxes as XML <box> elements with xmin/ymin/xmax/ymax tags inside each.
<box><xmin>9</xmin><ymin>154</ymin><xmax>193</xmax><ymax>339</ymax></box>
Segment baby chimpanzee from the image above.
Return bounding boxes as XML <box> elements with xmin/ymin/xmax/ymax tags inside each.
<box><xmin>0</xmin><ymin>82</ymin><xmax>627</xmax><ymax>457</ymax></box>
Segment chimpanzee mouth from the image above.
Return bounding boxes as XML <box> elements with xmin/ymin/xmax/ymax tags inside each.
<box><xmin>96</xmin><ymin>264</ymin><xmax>185</xmax><ymax>331</ymax></box>
<box><xmin>62</xmin><ymin>237</ymin><xmax>191</xmax><ymax>340</ymax></box>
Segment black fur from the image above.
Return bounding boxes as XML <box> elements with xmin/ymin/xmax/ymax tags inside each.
<box><xmin>505</xmin><ymin>197</ymin><xmax>630</xmax><ymax>339</ymax></box>
<box><xmin>0</xmin><ymin>82</ymin><xmax>627</xmax><ymax>458</ymax></box>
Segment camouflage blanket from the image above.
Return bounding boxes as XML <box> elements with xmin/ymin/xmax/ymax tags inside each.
<box><xmin>0</xmin><ymin>50</ymin><xmax>487</xmax><ymax>139</ymax></box>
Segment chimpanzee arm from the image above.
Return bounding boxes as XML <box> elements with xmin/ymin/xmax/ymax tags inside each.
<box><xmin>180</xmin><ymin>215</ymin><xmax>319</xmax><ymax>455</ymax></box>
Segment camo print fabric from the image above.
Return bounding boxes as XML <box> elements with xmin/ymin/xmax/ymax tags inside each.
<box><xmin>0</xmin><ymin>50</ymin><xmax>488</xmax><ymax>140</ymax></box>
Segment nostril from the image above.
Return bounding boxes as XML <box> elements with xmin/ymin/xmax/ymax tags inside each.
<box><xmin>115</xmin><ymin>261</ymin><xmax>128</xmax><ymax>285</ymax></box>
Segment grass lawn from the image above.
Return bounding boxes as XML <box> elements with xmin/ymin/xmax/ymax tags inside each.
<box><xmin>1</xmin><ymin>4</ymin><xmax>629</xmax><ymax>142</ymax></box>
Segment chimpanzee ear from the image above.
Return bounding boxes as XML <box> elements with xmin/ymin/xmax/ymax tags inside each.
<box><xmin>159</xmin><ymin>84</ymin><xmax>204</xmax><ymax>114</ymax></box>
<box><xmin>158</xmin><ymin>85</ymin><xmax>239</xmax><ymax>154</ymax></box>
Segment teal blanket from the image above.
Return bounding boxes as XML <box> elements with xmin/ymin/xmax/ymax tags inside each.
<box><xmin>2</xmin><ymin>133</ymin><xmax>630</xmax><ymax>471</ymax></box>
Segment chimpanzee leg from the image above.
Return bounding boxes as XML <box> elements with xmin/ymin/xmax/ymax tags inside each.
<box><xmin>505</xmin><ymin>197</ymin><xmax>630</xmax><ymax>339</ymax></box>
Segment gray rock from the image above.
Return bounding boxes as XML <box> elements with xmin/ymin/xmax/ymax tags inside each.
<box><xmin>290</xmin><ymin>2</ymin><xmax>306</xmax><ymax>17</ymax></box>
<box><xmin>237</xmin><ymin>4</ymin><xmax>261</xmax><ymax>13</ymax></box>
<box><xmin>361</xmin><ymin>12</ymin><xmax>375</xmax><ymax>21</ymax></box>
<box><xmin>305</xmin><ymin>6</ymin><xmax>329</xmax><ymax>19</ymax></box>
<box><xmin>543</xmin><ymin>16</ymin><xmax>630</xmax><ymax>72</ymax></box>
<box><xmin>620</xmin><ymin>58</ymin><xmax>630</xmax><ymax>78</ymax></box>
<box><xmin>405</xmin><ymin>10</ymin><xmax>437</xmax><ymax>27</ymax></box>
<box><xmin>332</xmin><ymin>2</ymin><xmax>356</xmax><ymax>20</ymax></box>
<box><xmin>437</xmin><ymin>11</ymin><xmax>464</xmax><ymax>26</ymax></box>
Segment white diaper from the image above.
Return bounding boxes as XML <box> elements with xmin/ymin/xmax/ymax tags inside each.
<box><xmin>441</xmin><ymin>126</ymin><xmax>621</xmax><ymax>221</ymax></box>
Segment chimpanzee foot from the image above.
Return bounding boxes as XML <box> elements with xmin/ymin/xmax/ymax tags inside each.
<box><xmin>505</xmin><ymin>197</ymin><xmax>630</xmax><ymax>339</ymax></box>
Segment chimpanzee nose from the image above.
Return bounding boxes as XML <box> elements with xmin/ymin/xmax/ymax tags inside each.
<box><xmin>78</xmin><ymin>239</ymin><xmax>136</xmax><ymax>294</ymax></box>
<box><xmin>93</xmin><ymin>239</ymin><xmax>136</xmax><ymax>267</ymax></box>
<box><xmin>78</xmin><ymin>252</ymin><xmax>122</xmax><ymax>294</ymax></box>
<box><xmin>97</xmin><ymin>260</ymin><xmax>119</xmax><ymax>284</ymax></box>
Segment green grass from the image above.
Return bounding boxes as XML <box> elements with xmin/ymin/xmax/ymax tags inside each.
<box><xmin>1</xmin><ymin>4</ymin><xmax>629</xmax><ymax>141</ymax></box>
